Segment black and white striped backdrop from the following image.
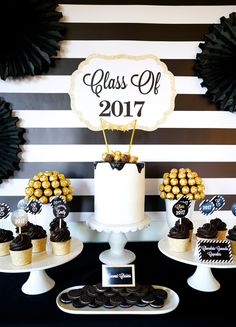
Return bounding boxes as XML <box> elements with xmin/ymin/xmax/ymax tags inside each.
<box><xmin>1</xmin><ymin>0</ymin><xmax>236</xmax><ymax>241</ymax></box>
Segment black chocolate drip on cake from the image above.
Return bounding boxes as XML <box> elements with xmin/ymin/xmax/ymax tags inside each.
<box><xmin>94</xmin><ymin>161</ymin><xmax>144</xmax><ymax>173</ymax></box>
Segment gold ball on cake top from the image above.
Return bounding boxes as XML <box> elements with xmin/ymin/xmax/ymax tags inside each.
<box><xmin>159</xmin><ymin>168</ymin><xmax>205</xmax><ymax>200</ymax></box>
<box><xmin>102</xmin><ymin>151</ymin><xmax>138</xmax><ymax>163</ymax></box>
<box><xmin>24</xmin><ymin>171</ymin><xmax>73</xmax><ymax>204</ymax></box>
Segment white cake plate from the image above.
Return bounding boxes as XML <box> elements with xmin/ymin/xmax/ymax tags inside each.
<box><xmin>87</xmin><ymin>216</ymin><xmax>150</xmax><ymax>264</ymax></box>
<box><xmin>0</xmin><ymin>238</ymin><xmax>83</xmax><ymax>295</ymax></box>
<box><xmin>158</xmin><ymin>237</ymin><xmax>236</xmax><ymax>292</ymax></box>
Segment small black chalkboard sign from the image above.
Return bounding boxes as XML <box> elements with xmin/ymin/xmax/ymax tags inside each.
<box><xmin>53</xmin><ymin>203</ymin><xmax>69</xmax><ymax>219</ymax></box>
<box><xmin>25</xmin><ymin>200</ymin><xmax>42</xmax><ymax>215</ymax></box>
<box><xmin>197</xmin><ymin>240</ymin><xmax>233</xmax><ymax>263</ymax></box>
<box><xmin>102</xmin><ymin>264</ymin><xmax>135</xmax><ymax>287</ymax></box>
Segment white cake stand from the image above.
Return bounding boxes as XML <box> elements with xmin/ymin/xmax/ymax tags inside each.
<box><xmin>158</xmin><ymin>237</ymin><xmax>236</xmax><ymax>292</ymax></box>
<box><xmin>87</xmin><ymin>216</ymin><xmax>150</xmax><ymax>264</ymax></box>
<box><xmin>0</xmin><ymin>238</ymin><xmax>83</xmax><ymax>295</ymax></box>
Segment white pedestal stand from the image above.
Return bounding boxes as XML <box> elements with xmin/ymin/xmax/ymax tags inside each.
<box><xmin>87</xmin><ymin>216</ymin><xmax>150</xmax><ymax>264</ymax></box>
<box><xmin>0</xmin><ymin>238</ymin><xmax>83</xmax><ymax>295</ymax></box>
<box><xmin>187</xmin><ymin>266</ymin><xmax>220</xmax><ymax>292</ymax></box>
<box><xmin>158</xmin><ymin>237</ymin><xmax>236</xmax><ymax>292</ymax></box>
<box><xmin>22</xmin><ymin>270</ymin><xmax>55</xmax><ymax>295</ymax></box>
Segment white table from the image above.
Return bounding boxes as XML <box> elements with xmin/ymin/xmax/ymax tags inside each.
<box><xmin>0</xmin><ymin>238</ymin><xmax>83</xmax><ymax>295</ymax></box>
<box><xmin>158</xmin><ymin>237</ymin><xmax>236</xmax><ymax>292</ymax></box>
<box><xmin>87</xmin><ymin>215</ymin><xmax>150</xmax><ymax>264</ymax></box>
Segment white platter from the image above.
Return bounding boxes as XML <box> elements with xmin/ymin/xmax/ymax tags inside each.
<box><xmin>56</xmin><ymin>285</ymin><xmax>179</xmax><ymax>315</ymax></box>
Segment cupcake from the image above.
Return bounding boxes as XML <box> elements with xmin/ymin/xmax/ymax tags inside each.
<box><xmin>168</xmin><ymin>224</ymin><xmax>190</xmax><ymax>252</ymax></box>
<box><xmin>27</xmin><ymin>224</ymin><xmax>47</xmax><ymax>253</ymax></box>
<box><xmin>9</xmin><ymin>234</ymin><xmax>33</xmax><ymax>266</ymax></box>
<box><xmin>210</xmin><ymin>218</ymin><xmax>227</xmax><ymax>240</ymax></box>
<box><xmin>16</xmin><ymin>221</ymin><xmax>35</xmax><ymax>234</ymax></box>
<box><xmin>226</xmin><ymin>225</ymin><xmax>236</xmax><ymax>254</ymax></box>
<box><xmin>49</xmin><ymin>217</ymin><xmax>67</xmax><ymax>233</ymax></box>
<box><xmin>50</xmin><ymin>226</ymin><xmax>71</xmax><ymax>255</ymax></box>
<box><xmin>0</xmin><ymin>228</ymin><xmax>14</xmax><ymax>256</ymax></box>
<box><xmin>196</xmin><ymin>223</ymin><xmax>217</xmax><ymax>240</ymax></box>
<box><xmin>176</xmin><ymin>218</ymin><xmax>193</xmax><ymax>240</ymax></box>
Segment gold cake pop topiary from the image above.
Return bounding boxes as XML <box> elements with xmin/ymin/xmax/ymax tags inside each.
<box><xmin>159</xmin><ymin>168</ymin><xmax>205</xmax><ymax>201</ymax></box>
<box><xmin>24</xmin><ymin>171</ymin><xmax>73</xmax><ymax>204</ymax></box>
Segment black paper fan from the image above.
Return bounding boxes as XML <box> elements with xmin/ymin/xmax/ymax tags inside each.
<box><xmin>195</xmin><ymin>12</ymin><xmax>236</xmax><ymax>112</ymax></box>
<box><xmin>0</xmin><ymin>0</ymin><xmax>64</xmax><ymax>80</ymax></box>
<box><xmin>0</xmin><ymin>98</ymin><xmax>25</xmax><ymax>184</ymax></box>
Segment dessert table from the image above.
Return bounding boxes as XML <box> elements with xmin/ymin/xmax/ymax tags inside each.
<box><xmin>0</xmin><ymin>238</ymin><xmax>83</xmax><ymax>295</ymax></box>
<box><xmin>1</xmin><ymin>241</ymin><xmax>236</xmax><ymax>327</ymax></box>
<box><xmin>158</xmin><ymin>237</ymin><xmax>236</xmax><ymax>292</ymax></box>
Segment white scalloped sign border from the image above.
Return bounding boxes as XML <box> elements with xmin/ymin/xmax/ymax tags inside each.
<box><xmin>69</xmin><ymin>54</ymin><xmax>176</xmax><ymax>131</ymax></box>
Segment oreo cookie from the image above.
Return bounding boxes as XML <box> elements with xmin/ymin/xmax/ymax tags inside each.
<box><xmin>103</xmin><ymin>299</ymin><xmax>117</xmax><ymax>309</ymax></box>
<box><xmin>135</xmin><ymin>298</ymin><xmax>148</xmax><ymax>307</ymax></box>
<box><xmin>118</xmin><ymin>289</ymin><xmax>130</xmax><ymax>297</ymax></box>
<box><xmin>95</xmin><ymin>294</ymin><xmax>107</xmax><ymax>306</ymax></box>
<box><xmin>119</xmin><ymin>299</ymin><xmax>133</xmax><ymax>308</ymax></box>
<box><xmin>79</xmin><ymin>293</ymin><xmax>93</xmax><ymax>305</ymax></box>
<box><xmin>111</xmin><ymin>287</ymin><xmax>123</xmax><ymax>293</ymax></box>
<box><xmin>59</xmin><ymin>292</ymin><xmax>72</xmax><ymax>304</ymax></box>
<box><xmin>88</xmin><ymin>300</ymin><xmax>101</xmax><ymax>308</ymax></box>
<box><xmin>72</xmin><ymin>299</ymin><xmax>86</xmax><ymax>308</ymax></box>
<box><xmin>150</xmin><ymin>298</ymin><xmax>165</xmax><ymax>308</ymax></box>
<box><xmin>110</xmin><ymin>294</ymin><xmax>123</xmax><ymax>306</ymax></box>
<box><xmin>126</xmin><ymin>293</ymin><xmax>138</xmax><ymax>305</ymax></box>
<box><xmin>141</xmin><ymin>293</ymin><xmax>155</xmax><ymax>304</ymax></box>
<box><xmin>152</xmin><ymin>288</ymin><xmax>168</xmax><ymax>300</ymax></box>
<box><xmin>104</xmin><ymin>289</ymin><xmax>116</xmax><ymax>297</ymax></box>
<box><xmin>67</xmin><ymin>288</ymin><xmax>83</xmax><ymax>300</ymax></box>
<box><xmin>87</xmin><ymin>285</ymin><xmax>98</xmax><ymax>298</ymax></box>
<box><xmin>95</xmin><ymin>282</ymin><xmax>107</xmax><ymax>293</ymax></box>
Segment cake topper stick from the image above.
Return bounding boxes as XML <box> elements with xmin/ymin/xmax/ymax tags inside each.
<box><xmin>128</xmin><ymin>119</ymin><xmax>137</xmax><ymax>155</ymax></box>
<box><xmin>100</xmin><ymin>118</ymin><xmax>110</xmax><ymax>154</ymax></box>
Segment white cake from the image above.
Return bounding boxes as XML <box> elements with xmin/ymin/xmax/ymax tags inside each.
<box><xmin>94</xmin><ymin>162</ymin><xmax>145</xmax><ymax>227</ymax></box>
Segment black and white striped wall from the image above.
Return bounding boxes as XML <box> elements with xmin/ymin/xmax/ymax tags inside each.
<box><xmin>1</xmin><ymin>0</ymin><xmax>236</xmax><ymax>241</ymax></box>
